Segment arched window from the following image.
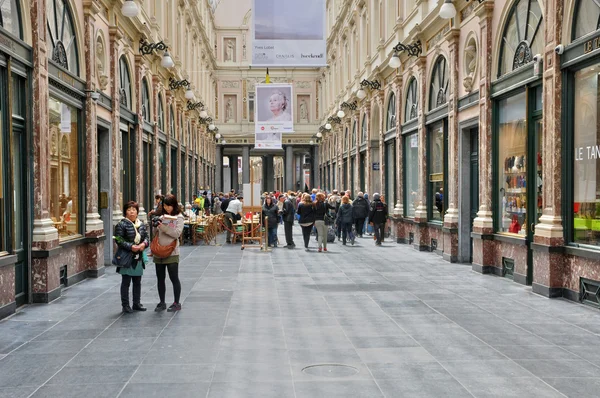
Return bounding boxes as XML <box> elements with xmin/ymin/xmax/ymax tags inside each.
<box><xmin>361</xmin><ymin>115</ymin><xmax>367</xmax><ymax>143</ymax></box>
<box><xmin>352</xmin><ymin>121</ymin><xmax>357</xmax><ymax>148</ymax></box>
<box><xmin>118</xmin><ymin>56</ymin><xmax>132</xmax><ymax>108</ymax></box>
<box><xmin>157</xmin><ymin>94</ymin><xmax>165</xmax><ymax>131</ymax></box>
<box><xmin>47</xmin><ymin>0</ymin><xmax>79</xmax><ymax>74</ymax></box>
<box><xmin>344</xmin><ymin>127</ymin><xmax>348</xmax><ymax>151</ymax></box>
<box><xmin>405</xmin><ymin>78</ymin><xmax>418</xmax><ymax>122</ymax></box>
<box><xmin>169</xmin><ymin>105</ymin><xmax>176</xmax><ymax>139</ymax></box>
<box><xmin>498</xmin><ymin>0</ymin><xmax>543</xmax><ymax>77</ymax></box>
<box><xmin>429</xmin><ymin>56</ymin><xmax>448</xmax><ymax>110</ymax></box>
<box><xmin>0</xmin><ymin>0</ymin><xmax>22</xmax><ymax>39</ymax></box>
<box><xmin>386</xmin><ymin>93</ymin><xmax>396</xmax><ymax>132</ymax></box>
<box><xmin>141</xmin><ymin>78</ymin><xmax>151</xmax><ymax>122</ymax></box>
<box><xmin>573</xmin><ymin>0</ymin><xmax>600</xmax><ymax>40</ymax></box>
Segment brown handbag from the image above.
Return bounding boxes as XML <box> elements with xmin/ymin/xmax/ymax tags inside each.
<box><xmin>150</xmin><ymin>235</ymin><xmax>177</xmax><ymax>258</ymax></box>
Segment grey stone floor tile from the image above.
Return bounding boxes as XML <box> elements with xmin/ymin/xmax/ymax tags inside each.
<box><xmin>33</xmin><ymin>328</ymin><xmax>104</xmax><ymax>341</ymax></box>
<box><xmin>13</xmin><ymin>339</ymin><xmax>91</xmax><ymax>355</ymax></box>
<box><xmin>376</xmin><ymin>377</ymin><xmax>472</xmax><ymax>398</ymax></box>
<box><xmin>368</xmin><ymin>361</ymin><xmax>454</xmax><ymax>380</ymax></box>
<box><xmin>346</xmin><ymin>334</ymin><xmax>420</xmax><ymax>349</ymax></box>
<box><xmin>130</xmin><ymin>364</ymin><xmax>215</xmax><ymax>383</ymax></box>
<box><xmin>216</xmin><ymin>348</ymin><xmax>290</xmax><ymax>363</ymax></box>
<box><xmin>212</xmin><ymin>362</ymin><xmax>293</xmax><ymax>382</ymax></box>
<box><xmin>493</xmin><ymin>344</ymin><xmax>580</xmax><ymax>360</ymax></box>
<box><xmin>0</xmin><ymin>353</ymin><xmax>74</xmax><ymax>387</ymax></box>
<box><xmin>459</xmin><ymin>377</ymin><xmax>565</xmax><ymax>398</ymax></box>
<box><xmin>69</xmin><ymin>348</ymin><xmax>147</xmax><ymax>366</ymax></box>
<box><xmin>46</xmin><ymin>365</ymin><xmax>137</xmax><ymax>385</ymax></box>
<box><xmin>0</xmin><ymin>386</ymin><xmax>39</xmax><ymax>398</ymax></box>
<box><xmin>440</xmin><ymin>360</ymin><xmax>534</xmax><ymax>379</ymax></box>
<box><xmin>143</xmin><ymin>347</ymin><xmax>220</xmax><ymax>364</ymax></box>
<box><xmin>288</xmin><ymin>348</ymin><xmax>362</xmax><ymax>365</ymax></box>
<box><xmin>544</xmin><ymin>377</ymin><xmax>600</xmax><ymax>396</ymax></box>
<box><xmin>84</xmin><ymin>337</ymin><xmax>156</xmax><ymax>353</ymax></box>
<box><xmin>207</xmin><ymin>381</ymin><xmax>295</xmax><ymax>398</ymax></box>
<box><xmin>516</xmin><ymin>359</ymin><xmax>600</xmax><ymax>378</ymax></box>
<box><xmin>294</xmin><ymin>380</ymin><xmax>384</xmax><ymax>398</ymax></box>
<box><xmin>119</xmin><ymin>382</ymin><xmax>210</xmax><ymax>398</ymax></box>
<box><xmin>357</xmin><ymin>347</ymin><xmax>437</xmax><ymax>363</ymax></box>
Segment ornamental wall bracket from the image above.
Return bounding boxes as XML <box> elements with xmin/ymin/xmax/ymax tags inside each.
<box><xmin>139</xmin><ymin>39</ymin><xmax>168</xmax><ymax>55</ymax></box>
<box><xmin>360</xmin><ymin>79</ymin><xmax>381</xmax><ymax>90</ymax></box>
<box><xmin>392</xmin><ymin>40</ymin><xmax>422</xmax><ymax>57</ymax></box>
<box><xmin>169</xmin><ymin>77</ymin><xmax>190</xmax><ymax>90</ymax></box>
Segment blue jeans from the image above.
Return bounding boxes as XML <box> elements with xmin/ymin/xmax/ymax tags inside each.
<box><xmin>268</xmin><ymin>227</ymin><xmax>278</xmax><ymax>246</ymax></box>
<box><xmin>342</xmin><ymin>222</ymin><xmax>354</xmax><ymax>243</ymax></box>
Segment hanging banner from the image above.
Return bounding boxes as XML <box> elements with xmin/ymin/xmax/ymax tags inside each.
<box><xmin>255</xmin><ymin>84</ymin><xmax>294</xmax><ymax>134</ymax></box>
<box><xmin>255</xmin><ymin>132</ymin><xmax>282</xmax><ymax>149</ymax></box>
<box><xmin>252</xmin><ymin>0</ymin><xmax>326</xmax><ymax>67</ymax></box>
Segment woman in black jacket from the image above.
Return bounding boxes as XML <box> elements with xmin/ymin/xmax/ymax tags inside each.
<box><xmin>352</xmin><ymin>192</ymin><xmax>369</xmax><ymax>238</ymax></box>
<box><xmin>262</xmin><ymin>196</ymin><xmax>280</xmax><ymax>247</ymax></box>
<box><xmin>113</xmin><ymin>201</ymin><xmax>149</xmax><ymax>313</ymax></box>
<box><xmin>336</xmin><ymin>196</ymin><xmax>355</xmax><ymax>245</ymax></box>
<box><xmin>297</xmin><ymin>193</ymin><xmax>316</xmax><ymax>251</ymax></box>
<box><xmin>314</xmin><ymin>192</ymin><xmax>335</xmax><ymax>252</ymax></box>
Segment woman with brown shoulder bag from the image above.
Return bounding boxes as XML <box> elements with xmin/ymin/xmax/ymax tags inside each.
<box><xmin>151</xmin><ymin>194</ymin><xmax>184</xmax><ymax>312</ymax></box>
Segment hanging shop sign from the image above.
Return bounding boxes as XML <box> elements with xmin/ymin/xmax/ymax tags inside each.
<box><xmin>255</xmin><ymin>131</ymin><xmax>282</xmax><ymax>149</ymax></box>
<box><xmin>255</xmin><ymin>83</ymin><xmax>294</xmax><ymax>134</ymax></box>
<box><xmin>372</xmin><ymin>162</ymin><xmax>380</xmax><ymax>171</ymax></box>
<box><xmin>252</xmin><ymin>0</ymin><xmax>326</xmax><ymax>67</ymax></box>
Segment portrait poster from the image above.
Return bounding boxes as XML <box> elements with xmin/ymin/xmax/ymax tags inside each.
<box><xmin>252</xmin><ymin>0</ymin><xmax>326</xmax><ymax>67</ymax></box>
<box><xmin>255</xmin><ymin>132</ymin><xmax>282</xmax><ymax>150</ymax></box>
<box><xmin>255</xmin><ymin>84</ymin><xmax>294</xmax><ymax>134</ymax></box>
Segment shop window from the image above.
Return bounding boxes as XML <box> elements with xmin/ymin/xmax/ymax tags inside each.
<box><xmin>0</xmin><ymin>0</ymin><xmax>22</xmax><ymax>39</ymax></box>
<box><xmin>385</xmin><ymin>140</ymin><xmax>396</xmax><ymax>206</ymax></box>
<box><xmin>141</xmin><ymin>78</ymin><xmax>151</xmax><ymax>123</ymax></box>
<box><xmin>497</xmin><ymin>92</ymin><xmax>527</xmax><ymax>235</ymax></box>
<box><xmin>428</xmin><ymin>121</ymin><xmax>446</xmax><ymax>222</ymax></box>
<box><xmin>573</xmin><ymin>65</ymin><xmax>600</xmax><ymax>248</ymax></box>
<box><xmin>404</xmin><ymin>132</ymin><xmax>418</xmax><ymax>217</ymax></box>
<box><xmin>46</xmin><ymin>0</ymin><xmax>79</xmax><ymax>74</ymax></box>
<box><xmin>573</xmin><ymin>0</ymin><xmax>600</xmax><ymax>41</ymax></box>
<box><xmin>49</xmin><ymin>97</ymin><xmax>80</xmax><ymax>239</ymax></box>
<box><xmin>498</xmin><ymin>0</ymin><xmax>543</xmax><ymax>77</ymax></box>
<box><xmin>352</xmin><ymin>121</ymin><xmax>357</xmax><ymax>148</ymax></box>
<box><xmin>429</xmin><ymin>57</ymin><xmax>448</xmax><ymax>110</ymax></box>
<box><xmin>386</xmin><ymin>93</ymin><xmax>396</xmax><ymax>131</ymax></box>
<box><xmin>405</xmin><ymin>78</ymin><xmax>418</xmax><ymax>122</ymax></box>
<box><xmin>119</xmin><ymin>56</ymin><xmax>132</xmax><ymax>109</ymax></box>
<box><xmin>157</xmin><ymin>94</ymin><xmax>165</xmax><ymax>132</ymax></box>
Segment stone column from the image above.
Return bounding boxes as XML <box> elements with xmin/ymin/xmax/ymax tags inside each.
<box><xmin>109</xmin><ymin>27</ymin><xmax>122</xmax><ymax>223</ymax></box>
<box><xmin>285</xmin><ymin>145</ymin><xmax>293</xmax><ymax>191</ymax></box>
<box><xmin>215</xmin><ymin>145</ymin><xmax>223</xmax><ymax>193</ymax></box>
<box><xmin>152</xmin><ymin>78</ymin><xmax>162</xmax><ymax>194</ymax></box>
<box><xmin>165</xmin><ymin>94</ymin><xmax>173</xmax><ymax>195</ymax></box>
<box><xmin>472</xmin><ymin>2</ymin><xmax>496</xmax><ymax>271</ymax></box>
<box><xmin>231</xmin><ymin>155</ymin><xmax>239</xmax><ymax>192</ymax></box>
<box><xmin>443</xmin><ymin>28</ymin><xmax>460</xmax><ymax>263</ymax></box>
<box><xmin>312</xmin><ymin>146</ymin><xmax>320</xmax><ymax>190</ymax></box>
<box><xmin>242</xmin><ymin>146</ymin><xmax>250</xmax><ymax>185</ymax></box>
<box><xmin>532</xmin><ymin>0</ymin><xmax>565</xmax><ymax>296</ymax></box>
<box><xmin>134</xmin><ymin>55</ymin><xmax>146</xmax><ymax>220</ymax></box>
<box><xmin>30</xmin><ymin>0</ymin><xmax>59</xmax><ymax>302</ymax></box>
<box><xmin>264</xmin><ymin>155</ymin><xmax>275</xmax><ymax>192</ymax></box>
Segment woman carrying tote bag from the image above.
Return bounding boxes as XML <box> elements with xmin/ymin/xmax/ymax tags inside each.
<box><xmin>152</xmin><ymin>194</ymin><xmax>185</xmax><ymax>312</ymax></box>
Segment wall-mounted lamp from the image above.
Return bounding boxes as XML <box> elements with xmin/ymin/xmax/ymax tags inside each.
<box><xmin>122</xmin><ymin>0</ymin><xmax>139</xmax><ymax>17</ymax></box>
<box><xmin>139</xmin><ymin>39</ymin><xmax>174</xmax><ymax>68</ymax></box>
<box><xmin>341</xmin><ymin>101</ymin><xmax>358</xmax><ymax>111</ymax></box>
<box><xmin>187</xmin><ymin>100</ymin><xmax>204</xmax><ymax>111</ymax></box>
<box><xmin>169</xmin><ymin>77</ymin><xmax>190</xmax><ymax>90</ymax></box>
<box><xmin>85</xmin><ymin>90</ymin><xmax>100</xmax><ymax>102</ymax></box>
<box><xmin>389</xmin><ymin>41</ymin><xmax>422</xmax><ymax>68</ymax></box>
<box><xmin>327</xmin><ymin>116</ymin><xmax>342</xmax><ymax>125</ymax></box>
<box><xmin>199</xmin><ymin>110</ymin><xmax>209</xmax><ymax>119</ymax></box>
<box><xmin>439</xmin><ymin>0</ymin><xmax>484</xmax><ymax>19</ymax></box>
<box><xmin>185</xmin><ymin>87</ymin><xmax>195</xmax><ymax>100</ymax></box>
<box><xmin>357</xmin><ymin>79</ymin><xmax>381</xmax><ymax>99</ymax></box>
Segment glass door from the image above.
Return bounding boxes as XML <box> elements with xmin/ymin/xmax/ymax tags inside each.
<box><xmin>469</xmin><ymin>128</ymin><xmax>479</xmax><ymax>263</ymax></box>
<box><xmin>526</xmin><ymin>117</ymin><xmax>543</xmax><ymax>284</ymax></box>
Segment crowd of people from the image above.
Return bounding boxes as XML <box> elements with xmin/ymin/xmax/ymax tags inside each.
<box><xmin>111</xmin><ymin>188</ymin><xmax>389</xmax><ymax>314</ymax></box>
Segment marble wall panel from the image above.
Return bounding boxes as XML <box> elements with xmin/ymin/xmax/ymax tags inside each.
<box><xmin>0</xmin><ymin>266</ymin><xmax>15</xmax><ymax>307</ymax></box>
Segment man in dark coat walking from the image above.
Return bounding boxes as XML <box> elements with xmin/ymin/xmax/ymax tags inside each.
<box><xmin>352</xmin><ymin>192</ymin><xmax>369</xmax><ymax>238</ymax></box>
<box><xmin>280</xmin><ymin>194</ymin><xmax>296</xmax><ymax>249</ymax></box>
<box><xmin>368</xmin><ymin>193</ymin><xmax>388</xmax><ymax>246</ymax></box>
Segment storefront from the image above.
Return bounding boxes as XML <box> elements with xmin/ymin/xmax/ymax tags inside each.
<box><xmin>0</xmin><ymin>0</ymin><xmax>31</xmax><ymax>316</ymax></box>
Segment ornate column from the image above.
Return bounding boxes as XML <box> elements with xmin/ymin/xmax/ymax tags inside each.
<box><xmin>471</xmin><ymin>2</ymin><xmax>496</xmax><ymax>270</ymax></box>
<box><xmin>166</xmin><ymin>93</ymin><xmax>173</xmax><ymax>195</ymax></box>
<box><xmin>376</xmin><ymin>93</ymin><xmax>384</xmax><ymax>197</ymax></box>
<box><xmin>152</xmin><ymin>77</ymin><xmax>162</xmax><ymax>193</ymax></box>
<box><xmin>414</xmin><ymin>55</ymin><xmax>428</xmax><ymax>223</ymax></box>
<box><xmin>394</xmin><ymin>75</ymin><xmax>404</xmax><ymax>216</ymax></box>
<box><xmin>109</xmin><ymin>26</ymin><xmax>123</xmax><ymax>223</ymax></box>
<box><xmin>363</xmin><ymin>105</ymin><xmax>371</xmax><ymax>193</ymax></box>
<box><xmin>215</xmin><ymin>144</ymin><xmax>223</xmax><ymax>192</ymax></box>
<box><xmin>174</xmin><ymin>100</ymin><xmax>182</xmax><ymax>198</ymax></box>
<box><xmin>443</xmin><ymin>28</ymin><xmax>461</xmax><ymax>263</ymax></box>
<box><xmin>532</xmin><ymin>0</ymin><xmax>565</xmax><ymax>296</ymax></box>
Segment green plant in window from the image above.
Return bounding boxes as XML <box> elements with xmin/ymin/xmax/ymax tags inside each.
<box><xmin>595</xmin><ymin>203</ymin><xmax>600</xmax><ymax>219</ymax></box>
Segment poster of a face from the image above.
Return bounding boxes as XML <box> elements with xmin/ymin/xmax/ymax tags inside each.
<box><xmin>252</xmin><ymin>0</ymin><xmax>326</xmax><ymax>67</ymax></box>
<box><xmin>255</xmin><ymin>132</ymin><xmax>282</xmax><ymax>149</ymax></box>
<box><xmin>255</xmin><ymin>84</ymin><xmax>294</xmax><ymax>134</ymax></box>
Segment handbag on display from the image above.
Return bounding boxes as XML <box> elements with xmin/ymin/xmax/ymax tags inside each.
<box><xmin>150</xmin><ymin>235</ymin><xmax>177</xmax><ymax>258</ymax></box>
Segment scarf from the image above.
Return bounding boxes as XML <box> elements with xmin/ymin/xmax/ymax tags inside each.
<box><xmin>125</xmin><ymin>218</ymin><xmax>141</xmax><ymax>244</ymax></box>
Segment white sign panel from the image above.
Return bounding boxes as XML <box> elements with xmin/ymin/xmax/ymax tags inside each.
<box><xmin>255</xmin><ymin>84</ymin><xmax>294</xmax><ymax>134</ymax></box>
<box><xmin>252</xmin><ymin>0</ymin><xmax>326</xmax><ymax>67</ymax></box>
<box><xmin>255</xmin><ymin>132</ymin><xmax>282</xmax><ymax>149</ymax></box>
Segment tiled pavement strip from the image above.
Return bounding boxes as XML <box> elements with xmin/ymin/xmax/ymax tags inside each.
<box><xmin>1</xmin><ymin>226</ymin><xmax>600</xmax><ymax>397</ymax></box>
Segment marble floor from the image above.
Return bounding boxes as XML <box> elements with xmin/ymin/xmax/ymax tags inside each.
<box><xmin>1</xmin><ymin>226</ymin><xmax>599</xmax><ymax>397</ymax></box>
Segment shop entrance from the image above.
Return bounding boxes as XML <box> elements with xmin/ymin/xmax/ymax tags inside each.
<box><xmin>97</xmin><ymin>123</ymin><xmax>111</xmax><ymax>265</ymax></box>
<box><xmin>469</xmin><ymin>128</ymin><xmax>479</xmax><ymax>263</ymax></box>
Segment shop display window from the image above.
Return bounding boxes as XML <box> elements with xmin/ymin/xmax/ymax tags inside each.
<box><xmin>497</xmin><ymin>92</ymin><xmax>527</xmax><ymax>235</ymax></box>
<box><xmin>428</xmin><ymin>122</ymin><xmax>446</xmax><ymax>222</ymax></box>
<box><xmin>49</xmin><ymin>97</ymin><xmax>79</xmax><ymax>239</ymax></box>
<box><xmin>405</xmin><ymin>132</ymin><xmax>418</xmax><ymax>217</ymax></box>
<box><xmin>573</xmin><ymin>65</ymin><xmax>600</xmax><ymax>247</ymax></box>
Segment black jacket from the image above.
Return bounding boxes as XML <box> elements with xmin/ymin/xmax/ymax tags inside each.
<box><xmin>314</xmin><ymin>201</ymin><xmax>335</xmax><ymax>221</ymax></box>
<box><xmin>368</xmin><ymin>199</ymin><xmax>388</xmax><ymax>224</ymax></box>
<box><xmin>282</xmin><ymin>199</ymin><xmax>296</xmax><ymax>223</ymax></box>
<box><xmin>114</xmin><ymin>218</ymin><xmax>149</xmax><ymax>268</ymax></box>
<box><xmin>352</xmin><ymin>197</ymin><xmax>369</xmax><ymax>219</ymax></box>
<box><xmin>220</xmin><ymin>198</ymin><xmax>230</xmax><ymax>213</ymax></box>
<box><xmin>297</xmin><ymin>203</ymin><xmax>315</xmax><ymax>224</ymax></box>
<box><xmin>262</xmin><ymin>203</ymin><xmax>279</xmax><ymax>228</ymax></box>
<box><xmin>336</xmin><ymin>203</ymin><xmax>354</xmax><ymax>224</ymax></box>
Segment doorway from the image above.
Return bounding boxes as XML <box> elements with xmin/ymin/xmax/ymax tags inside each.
<box><xmin>97</xmin><ymin>123</ymin><xmax>112</xmax><ymax>265</ymax></box>
<box><xmin>459</xmin><ymin>122</ymin><xmax>479</xmax><ymax>263</ymax></box>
